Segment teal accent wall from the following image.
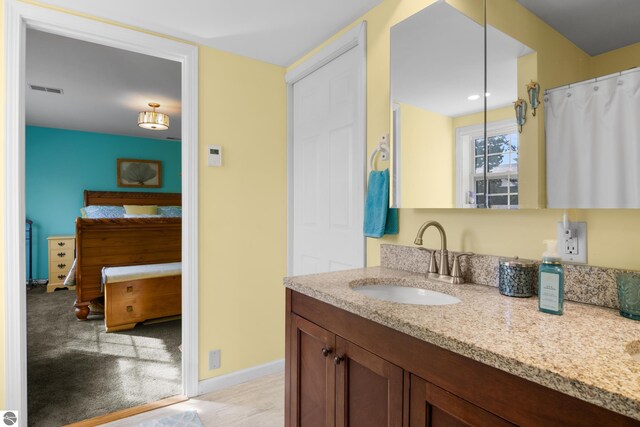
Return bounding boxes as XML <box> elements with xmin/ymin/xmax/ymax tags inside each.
<box><xmin>26</xmin><ymin>126</ymin><xmax>181</xmax><ymax>280</ymax></box>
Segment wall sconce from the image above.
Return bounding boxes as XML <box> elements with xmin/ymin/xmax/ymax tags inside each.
<box><xmin>526</xmin><ymin>81</ymin><xmax>541</xmax><ymax>116</ymax></box>
<box><xmin>514</xmin><ymin>99</ymin><xmax>527</xmax><ymax>133</ymax></box>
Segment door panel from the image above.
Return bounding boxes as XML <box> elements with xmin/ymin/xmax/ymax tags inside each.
<box><xmin>335</xmin><ymin>336</ymin><xmax>403</xmax><ymax>427</ymax></box>
<box><xmin>290</xmin><ymin>315</ymin><xmax>336</xmax><ymax>427</ymax></box>
<box><xmin>292</xmin><ymin>47</ymin><xmax>365</xmax><ymax>276</ymax></box>
<box><xmin>410</xmin><ymin>375</ymin><xmax>516</xmax><ymax>427</ymax></box>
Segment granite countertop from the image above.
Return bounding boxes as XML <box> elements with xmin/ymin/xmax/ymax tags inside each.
<box><xmin>284</xmin><ymin>266</ymin><xmax>640</xmax><ymax>421</ymax></box>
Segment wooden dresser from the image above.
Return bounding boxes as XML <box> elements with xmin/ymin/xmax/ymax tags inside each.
<box><xmin>47</xmin><ymin>235</ymin><xmax>75</xmax><ymax>292</ymax></box>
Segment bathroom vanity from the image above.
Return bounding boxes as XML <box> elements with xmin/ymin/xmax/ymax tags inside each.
<box><xmin>284</xmin><ymin>265</ymin><xmax>640</xmax><ymax>426</ymax></box>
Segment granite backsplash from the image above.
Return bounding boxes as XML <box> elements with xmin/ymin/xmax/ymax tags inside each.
<box><xmin>380</xmin><ymin>244</ymin><xmax>624</xmax><ymax>309</ymax></box>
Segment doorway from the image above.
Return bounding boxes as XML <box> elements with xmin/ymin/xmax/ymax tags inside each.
<box><xmin>5</xmin><ymin>3</ymin><xmax>199</xmax><ymax>425</ymax></box>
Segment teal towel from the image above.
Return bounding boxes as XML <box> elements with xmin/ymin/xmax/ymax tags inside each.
<box><xmin>364</xmin><ymin>169</ymin><xmax>398</xmax><ymax>238</ymax></box>
<box><xmin>385</xmin><ymin>207</ymin><xmax>399</xmax><ymax>235</ymax></box>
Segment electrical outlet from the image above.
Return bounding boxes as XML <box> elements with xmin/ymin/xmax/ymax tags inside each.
<box><xmin>209</xmin><ymin>349</ymin><xmax>221</xmax><ymax>370</ymax></box>
<box><xmin>557</xmin><ymin>221</ymin><xmax>587</xmax><ymax>264</ymax></box>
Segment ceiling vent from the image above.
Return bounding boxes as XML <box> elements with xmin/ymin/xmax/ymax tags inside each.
<box><xmin>29</xmin><ymin>84</ymin><xmax>64</xmax><ymax>94</ymax></box>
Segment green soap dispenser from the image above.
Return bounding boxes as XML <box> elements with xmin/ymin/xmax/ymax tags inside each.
<box><xmin>539</xmin><ymin>239</ymin><xmax>564</xmax><ymax>315</ymax></box>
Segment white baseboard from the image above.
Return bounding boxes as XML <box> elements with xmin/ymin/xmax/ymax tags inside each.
<box><xmin>197</xmin><ymin>359</ymin><xmax>284</xmax><ymax>396</ymax></box>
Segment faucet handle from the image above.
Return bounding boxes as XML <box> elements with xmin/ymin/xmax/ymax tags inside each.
<box><xmin>427</xmin><ymin>250</ymin><xmax>438</xmax><ymax>274</ymax></box>
<box><xmin>417</xmin><ymin>247</ymin><xmax>438</xmax><ymax>273</ymax></box>
<box><xmin>451</xmin><ymin>252</ymin><xmax>474</xmax><ymax>284</ymax></box>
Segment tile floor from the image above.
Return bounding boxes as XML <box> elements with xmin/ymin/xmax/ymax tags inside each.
<box><xmin>102</xmin><ymin>371</ymin><xmax>284</xmax><ymax>426</ymax></box>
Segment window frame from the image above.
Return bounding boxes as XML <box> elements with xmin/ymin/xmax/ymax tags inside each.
<box><xmin>455</xmin><ymin>119</ymin><xmax>519</xmax><ymax>209</ymax></box>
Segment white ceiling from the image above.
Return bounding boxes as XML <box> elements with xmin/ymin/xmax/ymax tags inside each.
<box><xmin>516</xmin><ymin>0</ymin><xmax>640</xmax><ymax>56</ymax></box>
<box><xmin>33</xmin><ymin>0</ymin><xmax>384</xmax><ymax>66</ymax></box>
<box><xmin>26</xmin><ymin>29</ymin><xmax>182</xmax><ymax>140</ymax></box>
<box><xmin>391</xmin><ymin>2</ymin><xmax>532</xmax><ymax>118</ymax></box>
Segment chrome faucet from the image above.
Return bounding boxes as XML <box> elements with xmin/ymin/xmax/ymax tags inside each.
<box><xmin>414</xmin><ymin>221</ymin><xmax>450</xmax><ymax>276</ymax></box>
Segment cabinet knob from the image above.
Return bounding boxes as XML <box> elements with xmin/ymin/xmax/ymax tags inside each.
<box><xmin>127</xmin><ymin>306</ymin><xmax>133</xmax><ymax>312</ymax></box>
<box><xmin>57</xmin><ymin>263</ymin><xmax>66</xmax><ymax>269</ymax></box>
<box><xmin>57</xmin><ymin>252</ymin><xmax>65</xmax><ymax>257</ymax></box>
<box><xmin>321</xmin><ymin>347</ymin><xmax>332</xmax><ymax>357</ymax></box>
<box><xmin>57</xmin><ymin>242</ymin><xmax>65</xmax><ymax>247</ymax></box>
<box><xmin>57</xmin><ymin>274</ymin><xmax>66</xmax><ymax>280</ymax></box>
<box><xmin>334</xmin><ymin>355</ymin><xmax>344</xmax><ymax>365</ymax></box>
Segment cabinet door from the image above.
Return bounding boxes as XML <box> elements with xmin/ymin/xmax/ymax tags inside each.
<box><xmin>290</xmin><ymin>315</ymin><xmax>336</xmax><ymax>427</ymax></box>
<box><xmin>410</xmin><ymin>375</ymin><xmax>515</xmax><ymax>427</ymax></box>
<box><xmin>335</xmin><ymin>336</ymin><xmax>403</xmax><ymax>427</ymax></box>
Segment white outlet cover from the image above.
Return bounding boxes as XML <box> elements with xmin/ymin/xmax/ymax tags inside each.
<box><xmin>209</xmin><ymin>349</ymin><xmax>221</xmax><ymax>370</ymax></box>
<box><xmin>556</xmin><ymin>221</ymin><xmax>587</xmax><ymax>264</ymax></box>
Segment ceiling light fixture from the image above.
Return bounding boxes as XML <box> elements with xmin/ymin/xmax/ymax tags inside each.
<box><xmin>468</xmin><ymin>94</ymin><xmax>480</xmax><ymax>100</ymax></box>
<box><xmin>138</xmin><ymin>102</ymin><xmax>169</xmax><ymax>130</ymax></box>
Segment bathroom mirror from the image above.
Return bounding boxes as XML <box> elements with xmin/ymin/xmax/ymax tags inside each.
<box><xmin>390</xmin><ymin>0</ymin><xmax>534</xmax><ymax>209</ymax></box>
<box><xmin>486</xmin><ymin>0</ymin><xmax>640</xmax><ymax>209</ymax></box>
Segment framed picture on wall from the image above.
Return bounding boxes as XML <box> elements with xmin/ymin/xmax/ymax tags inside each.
<box><xmin>117</xmin><ymin>158</ymin><xmax>162</xmax><ymax>188</ymax></box>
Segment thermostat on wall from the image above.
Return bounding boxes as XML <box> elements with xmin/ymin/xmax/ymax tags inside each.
<box><xmin>208</xmin><ymin>145</ymin><xmax>222</xmax><ymax>167</ymax></box>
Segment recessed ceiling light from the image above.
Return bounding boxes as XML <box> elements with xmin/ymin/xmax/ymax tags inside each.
<box><xmin>467</xmin><ymin>94</ymin><xmax>480</xmax><ymax>101</ymax></box>
<box><xmin>485</xmin><ymin>92</ymin><xmax>491</xmax><ymax>97</ymax></box>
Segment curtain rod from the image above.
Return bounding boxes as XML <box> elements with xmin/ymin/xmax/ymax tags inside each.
<box><xmin>544</xmin><ymin>67</ymin><xmax>639</xmax><ymax>95</ymax></box>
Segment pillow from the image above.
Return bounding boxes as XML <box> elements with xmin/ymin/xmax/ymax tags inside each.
<box><xmin>124</xmin><ymin>214</ymin><xmax>162</xmax><ymax>218</ymax></box>
<box><xmin>82</xmin><ymin>205</ymin><xmax>125</xmax><ymax>218</ymax></box>
<box><xmin>123</xmin><ymin>205</ymin><xmax>158</xmax><ymax>215</ymax></box>
<box><xmin>157</xmin><ymin>206</ymin><xmax>182</xmax><ymax>217</ymax></box>
<box><xmin>80</xmin><ymin>207</ymin><xmax>87</xmax><ymax>218</ymax></box>
<box><xmin>63</xmin><ymin>258</ymin><xmax>77</xmax><ymax>286</ymax></box>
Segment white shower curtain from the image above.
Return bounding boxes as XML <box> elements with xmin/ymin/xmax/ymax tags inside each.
<box><xmin>545</xmin><ymin>68</ymin><xmax>640</xmax><ymax>208</ymax></box>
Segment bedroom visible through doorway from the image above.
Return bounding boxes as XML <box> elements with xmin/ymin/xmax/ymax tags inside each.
<box><xmin>24</xmin><ymin>28</ymin><xmax>184</xmax><ymax>426</ymax></box>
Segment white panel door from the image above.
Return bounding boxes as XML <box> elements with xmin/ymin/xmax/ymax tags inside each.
<box><xmin>292</xmin><ymin>47</ymin><xmax>365</xmax><ymax>276</ymax></box>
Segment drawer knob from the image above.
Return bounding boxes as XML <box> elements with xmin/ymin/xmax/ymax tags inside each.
<box><xmin>334</xmin><ymin>355</ymin><xmax>344</xmax><ymax>365</ymax></box>
<box><xmin>127</xmin><ymin>286</ymin><xmax>133</xmax><ymax>293</ymax></box>
<box><xmin>57</xmin><ymin>263</ymin><xmax>66</xmax><ymax>269</ymax></box>
<box><xmin>57</xmin><ymin>274</ymin><xmax>66</xmax><ymax>280</ymax></box>
<box><xmin>321</xmin><ymin>347</ymin><xmax>332</xmax><ymax>357</ymax></box>
<box><xmin>127</xmin><ymin>306</ymin><xmax>133</xmax><ymax>312</ymax></box>
<box><xmin>57</xmin><ymin>252</ymin><xmax>65</xmax><ymax>257</ymax></box>
<box><xmin>57</xmin><ymin>242</ymin><xmax>65</xmax><ymax>247</ymax></box>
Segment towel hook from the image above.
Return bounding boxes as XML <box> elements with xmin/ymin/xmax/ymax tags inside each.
<box><xmin>369</xmin><ymin>134</ymin><xmax>389</xmax><ymax>171</ymax></box>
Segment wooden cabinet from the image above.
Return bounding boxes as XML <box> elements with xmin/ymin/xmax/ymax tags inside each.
<box><xmin>409</xmin><ymin>375</ymin><xmax>514</xmax><ymax>427</ymax></box>
<box><xmin>104</xmin><ymin>274</ymin><xmax>181</xmax><ymax>332</ymax></box>
<box><xmin>47</xmin><ymin>235</ymin><xmax>75</xmax><ymax>292</ymax></box>
<box><xmin>286</xmin><ymin>289</ymin><xmax>638</xmax><ymax>427</ymax></box>
<box><xmin>289</xmin><ymin>314</ymin><xmax>403</xmax><ymax>427</ymax></box>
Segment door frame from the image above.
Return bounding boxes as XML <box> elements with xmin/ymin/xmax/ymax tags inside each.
<box><xmin>4</xmin><ymin>1</ymin><xmax>200</xmax><ymax>420</ymax></box>
<box><xmin>284</xmin><ymin>21</ymin><xmax>367</xmax><ymax>275</ymax></box>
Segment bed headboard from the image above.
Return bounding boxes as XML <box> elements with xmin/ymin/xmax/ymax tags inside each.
<box><xmin>84</xmin><ymin>190</ymin><xmax>182</xmax><ymax>207</ymax></box>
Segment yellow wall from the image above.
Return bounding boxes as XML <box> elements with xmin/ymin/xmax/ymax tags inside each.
<box><xmin>0</xmin><ymin>1</ymin><xmax>286</xmax><ymax>408</ymax></box>
<box><xmin>590</xmin><ymin>42</ymin><xmax>640</xmax><ymax>77</ymax></box>
<box><xmin>398</xmin><ymin>103</ymin><xmax>453</xmax><ymax>208</ymax></box>
<box><xmin>289</xmin><ymin>0</ymin><xmax>640</xmax><ymax>272</ymax></box>
<box><xmin>198</xmin><ymin>48</ymin><xmax>286</xmax><ymax>377</ymax></box>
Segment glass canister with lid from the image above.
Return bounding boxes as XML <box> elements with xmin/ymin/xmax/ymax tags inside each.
<box><xmin>498</xmin><ymin>257</ymin><xmax>537</xmax><ymax>297</ymax></box>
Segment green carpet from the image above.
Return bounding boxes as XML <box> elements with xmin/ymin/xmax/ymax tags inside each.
<box><xmin>27</xmin><ymin>286</ymin><xmax>181</xmax><ymax>426</ymax></box>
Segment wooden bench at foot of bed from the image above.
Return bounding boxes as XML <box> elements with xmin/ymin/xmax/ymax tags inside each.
<box><xmin>103</xmin><ymin>262</ymin><xmax>182</xmax><ymax>332</ymax></box>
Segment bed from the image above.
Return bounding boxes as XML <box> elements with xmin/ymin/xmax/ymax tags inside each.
<box><xmin>73</xmin><ymin>190</ymin><xmax>182</xmax><ymax>320</ymax></box>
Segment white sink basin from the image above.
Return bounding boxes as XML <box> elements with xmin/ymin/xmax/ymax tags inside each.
<box><xmin>353</xmin><ymin>284</ymin><xmax>461</xmax><ymax>306</ymax></box>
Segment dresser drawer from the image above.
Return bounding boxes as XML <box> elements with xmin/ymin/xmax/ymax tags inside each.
<box><xmin>48</xmin><ymin>238</ymin><xmax>75</xmax><ymax>251</ymax></box>
<box><xmin>50</xmin><ymin>260</ymin><xmax>72</xmax><ymax>273</ymax></box>
<box><xmin>49</xmin><ymin>271</ymin><xmax>69</xmax><ymax>283</ymax></box>
<box><xmin>49</xmin><ymin>249</ymin><xmax>74</xmax><ymax>261</ymax></box>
